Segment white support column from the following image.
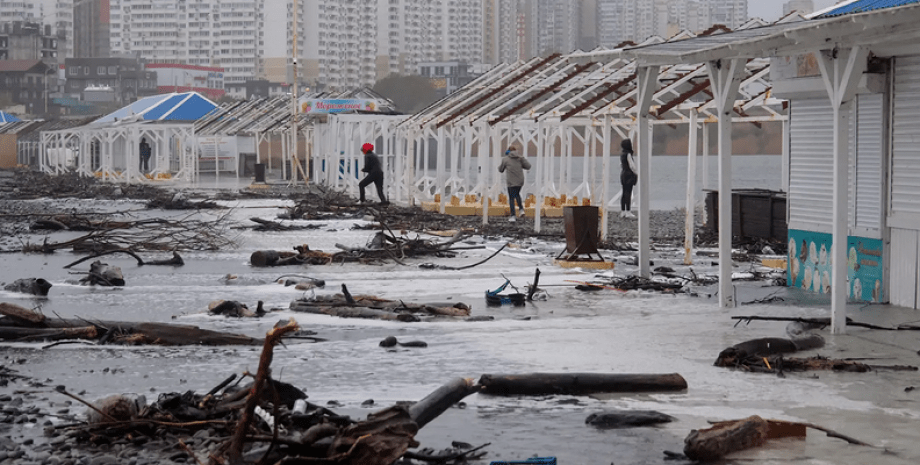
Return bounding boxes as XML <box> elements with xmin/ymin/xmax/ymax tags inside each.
<box><xmin>782</xmin><ymin>116</ymin><xmax>790</xmax><ymax>193</ymax></box>
<box><xmin>817</xmin><ymin>45</ymin><xmax>868</xmax><ymax>335</ymax></box>
<box><xmin>534</xmin><ymin>121</ymin><xmax>546</xmax><ymax>233</ymax></box>
<box><xmin>601</xmin><ymin>115</ymin><xmax>611</xmax><ymax>240</ymax></box>
<box><xmin>701</xmin><ymin>122</ymin><xmax>710</xmax><ymax>190</ymax></box>
<box><xmin>684</xmin><ymin>108</ymin><xmax>699</xmax><ymax>265</ymax></box>
<box><xmin>635</xmin><ymin>65</ymin><xmax>660</xmax><ymax>278</ymax></box>
<box><xmin>707</xmin><ymin>58</ymin><xmax>745</xmax><ymax>309</ymax></box>
<box><xmin>437</xmin><ymin>126</ymin><xmax>447</xmax><ymax>212</ymax></box>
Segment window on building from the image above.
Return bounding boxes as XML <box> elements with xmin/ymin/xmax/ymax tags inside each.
<box><xmin>68</xmin><ymin>67</ymin><xmax>78</xmax><ymax>76</ymax></box>
<box><xmin>108</xmin><ymin>66</ymin><xmax>117</xmax><ymax>75</ymax></box>
<box><xmin>97</xmin><ymin>66</ymin><xmax>105</xmax><ymax>75</ymax></box>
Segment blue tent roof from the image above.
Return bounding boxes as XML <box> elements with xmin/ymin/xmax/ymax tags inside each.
<box><xmin>0</xmin><ymin>111</ymin><xmax>21</xmax><ymax>124</ymax></box>
<box><xmin>818</xmin><ymin>0</ymin><xmax>920</xmax><ymax>17</ymax></box>
<box><xmin>94</xmin><ymin>92</ymin><xmax>218</xmax><ymax>124</ymax></box>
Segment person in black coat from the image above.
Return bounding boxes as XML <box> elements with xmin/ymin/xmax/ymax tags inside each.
<box><xmin>619</xmin><ymin>138</ymin><xmax>637</xmax><ymax>218</ymax></box>
<box><xmin>139</xmin><ymin>138</ymin><xmax>152</xmax><ymax>173</ymax></box>
<box><xmin>358</xmin><ymin>143</ymin><xmax>388</xmax><ymax>204</ymax></box>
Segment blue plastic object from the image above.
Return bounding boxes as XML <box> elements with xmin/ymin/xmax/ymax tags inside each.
<box><xmin>490</xmin><ymin>457</ymin><xmax>557</xmax><ymax>465</ymax></box>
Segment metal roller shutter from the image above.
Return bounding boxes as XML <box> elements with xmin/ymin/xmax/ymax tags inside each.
<box><xmin>788</xmin><ymin>98</ymin><xmax>834</xmax><ymax>232</ymax></box>
<box><xmin>855</xmin><ymin>93</ymin><xmax>885</xmax><ymax>234</ymax></box>
<box><xmin>891</xmin><ymin>55</ymin><xmax>920</xmax><ymax>224</ymax></box>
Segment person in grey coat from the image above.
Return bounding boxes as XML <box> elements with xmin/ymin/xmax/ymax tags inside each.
<box><xmin>498</xmin><ymin>144</ymin><xmax>531</xmax><ymax>222</ymax></box>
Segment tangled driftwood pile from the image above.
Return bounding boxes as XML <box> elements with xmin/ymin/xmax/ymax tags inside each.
<box><xmin>22</xmin><ymin>213</ymin><xmax>234</xmax><ymax>254</ymax></box>
<box><xmin>251</xmin><ymin>230</ymin><xmax>484</xmax><ymax>268</ymax></box>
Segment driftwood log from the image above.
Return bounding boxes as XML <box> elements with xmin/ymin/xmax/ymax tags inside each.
<box><xmin>478</xmin><ymin>373</ymin><xmax>688</xmax><ymax>396</ymax></box>
<box><xmin>684</xmin><ymin>416</ymin><xmax>873</xmax><ymax>461</ymax></box>
<box><xmin>0</xmin><ymin>302</ymin><xmax>261</xmax><ymax>346</ymax></box>
<box><xmin>408</xmin><ymin>377</ymin><xmax>480</xmax><ymax>429</ymax></box>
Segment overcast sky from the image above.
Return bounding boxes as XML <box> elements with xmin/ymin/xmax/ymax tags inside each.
<box><xmin>748</xmin><ymin>0</ymin><xmax>845</xmax><ymax>21</ymax></box>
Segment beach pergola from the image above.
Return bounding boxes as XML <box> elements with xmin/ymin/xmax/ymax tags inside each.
<box><xmin>39</xmin><ymin>92</ymin><xmax>217</xmax><ymax>182</ymax></box>
<box><xmin>574</xmin><ymin>1</ymin><xmax>920</xmax><ymax>333</ymax></box>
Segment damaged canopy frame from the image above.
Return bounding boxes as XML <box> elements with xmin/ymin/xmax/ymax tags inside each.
<box><xmin>311</xmin><ymin>17</ymin><xmax>790</xmax><ymax>260</ymax></box>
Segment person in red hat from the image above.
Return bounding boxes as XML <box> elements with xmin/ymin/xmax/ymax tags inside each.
<box><xmin>359</xmin><ymin>143</ymin><xmax>388</xmax><ymax>204</ymax></box>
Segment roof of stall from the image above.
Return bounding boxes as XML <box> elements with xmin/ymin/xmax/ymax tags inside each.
<box><xmin>0</xmin><ymin>111</ymin><xmax>21</xmax><ymax>124</ymax></box>
<box><xmin>0</xmin><ymin>116</ymin><xmax>101</xmax><ymax>140</ymax></box>
<box><xmin>401</xmin><ymin>18</ymin><xmax>791</xmax><ymax>130</ymax></box>
<box><xmin>194</xmin><ymin>88</ymin><xmax>398</xmax><ymax>136</ymax></box>
<box><xmin>817</xmin><ymin>0</ymin><xmax>920</xmax><ymax>17</ymax></box>
<box><xmin>93</xmin><ymin>92</ymin><xmax>218</xmax><ymax>125</ymax></box>
<box><xmin>575</xmin><ymin>2</ymin><xmax>920</xmax><ymax>66</ymax></box>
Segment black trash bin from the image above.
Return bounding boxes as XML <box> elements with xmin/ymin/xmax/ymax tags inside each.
<box><xmin>254</xmin><ymin>163</ymin><xmax>266</xmax><ymax>183</ymax></box>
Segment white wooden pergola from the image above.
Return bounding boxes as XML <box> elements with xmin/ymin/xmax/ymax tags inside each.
<box><xmin>578</xmin><ymin>3</ymin><xmax>920</xmax><ymax>332</ymax></box>
<box><xmin>40</xmin><ymin>122</ymin><xmax>198</xmax><ymax>183</ymax></box>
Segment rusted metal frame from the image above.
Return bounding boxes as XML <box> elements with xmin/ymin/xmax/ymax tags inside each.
<box><xmin>414</xmin><ymin>61</ymin><xmax>531</xmax><ymax>129</ymax></box>
<box><xmin>462</xmin><ymin>58</ymin><xmax>574</xmax><ymax>125</ymax></box>
<box><xmin>532</xmin><ymin>60</ymin><xmax>633</xmax><ymax>118</ymax></box>
<box><xmin>401</xmin><ymin>62</ymin><xmax>513</xmax><ymax>129</ymax></box>
<box><xmin>228</xmin><ymin>98</ymin><xmax>288</xmax><ymax>136</ymax></box>
<box><xmin>489</xmin><ymin>62</ymin><xmax>595</xmax><ymax>126</ymax></box>
<box><xmin>215</xmin><ymin>98</ymin><xmax>282</xmax><ymax>135</ymax></box>
<box><xmin>194</xmin><ymin>99</ymin><xmax>247</xmax><ymax>134</ymax></box>
<box><xmin>213</xmin><ymin>97</ymin><xmax>285</xmax><ymax>135</ymax></box>
<box><xmin>561</xmin><ymin>72</ymin><xmax>637</xmax><ymax>121</ymax></box>
<box><xmin>653</xmin><ymin>79</ymin><xmax>710</xmax><ymax>117</ymax></box>
<box><xmin>435</xmin><ymin>54</ymin><xmax>562</xmax><ymax>129</ymax></box>
<box><xmin>620</xmin><ymin>63</ymin><xmax>707</xmax><ymax>118</ymax></box>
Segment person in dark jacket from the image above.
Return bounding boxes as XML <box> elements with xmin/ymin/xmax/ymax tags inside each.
<box><xmin>359</xmin><ymin>143</ymin><xmax>388</xmax><ymax>204</ymax></box>
<box><xmin>619</xmin><ymin>138</ymin><xmax>637</xmax><ymax>218</ymax></box>
<box><xmin>139</xmin><ymin>138</ymin><xmax>152</xmax><ymax>173</ymax></box>
<box><xmin>498</xmin><ymin>144</ymin><xmax>531</xmax><ymax>222</ymax></box>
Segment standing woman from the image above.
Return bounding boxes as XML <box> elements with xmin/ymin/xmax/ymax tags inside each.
<box><xmin>619</xmin><ymin>138</ymin><xmax>638</xmax><ymax>218</ymax></box>
<box><xmin>498</xmin><ymin>144</ymin><xmax>531</xmax><ymax>222</ymax></box>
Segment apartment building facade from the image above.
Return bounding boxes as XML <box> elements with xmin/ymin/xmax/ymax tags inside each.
<box><xmin>596</xmin><ymin>0</ymin><xmax>745</xmax><ymax>49</ymax></box>
<box><xmin>108</xmin><ymin>0</ymin><xmax>262</xmax><ymax>84</ymax></box>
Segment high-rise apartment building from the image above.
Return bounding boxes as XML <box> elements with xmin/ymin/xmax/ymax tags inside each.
<box><xmin>0</xmin><ymin>2</ymin><xmax>38</xmax><ymax>23</ymax></box>
<box><xmin>297</xmin><ymin>0</ymin><xmax>376</xmax><ymax>91</ymax></box>
<box><xmin>483</xmin><ymin>0</ymin><xmax>537</xmax><ymax>64</ymax></box>
<box><xmin>109</xmin><ymin>0</ymin><xmax>262</xmax><ymax>84</ymax></box>
<box><xmin>535</xmin><ymin>0</ymin><xmax>581</xmax><ymax>56</ymax></box>
<box><xmin>702</xmin><ymin>0</ymin><xmax>746</xmax><ymax>29</ymax></box>
<box><xmin>783</xmin><ymin>0</ymin><xmax>815</xmax><ymax>16</ymax></box>
<box><xmin>596</xmin><ymin>0</ymin><xmax>742</xmax><ymax>49</ymax></box>
<box><xmin>262</xmin><ymin>0</ymin><xmax>482</xmax><ymax>91</ymax></box>
<box><xmin>73</xmin><ymin>0</ymin><xmax>108</xmax><ymax>58</ymax></box>
<box><xmin>2</xmin><ymin>0</ymin><xmax>73</xmax><ymax>58</ymax></box>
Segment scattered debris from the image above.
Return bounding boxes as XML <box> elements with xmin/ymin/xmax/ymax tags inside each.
<box><xmin>290</xmin><ymin>290</ymin><xmax>471</xmax><ymax>321</ymax></box>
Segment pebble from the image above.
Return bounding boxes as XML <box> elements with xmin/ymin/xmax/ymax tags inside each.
<box><xmin>90</xmin><ymin>454</ymin><xmax>118</xmax><ymax>465</ymax></box>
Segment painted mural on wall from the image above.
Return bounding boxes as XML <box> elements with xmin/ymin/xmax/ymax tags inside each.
<box><xmin>787</xmin><ymin>230</ymin><xmax>884</xmax><ymax>303</ymax></box>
